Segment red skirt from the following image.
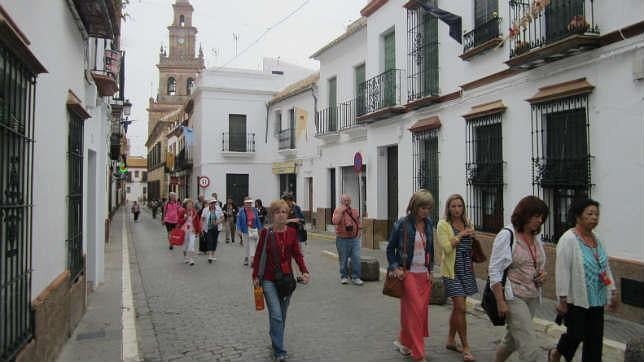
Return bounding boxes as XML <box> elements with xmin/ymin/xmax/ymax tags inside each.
<box><xmin>400</xmin><ymin>272</ymin><xmax>431</xmax><ymax>360</ymax></box>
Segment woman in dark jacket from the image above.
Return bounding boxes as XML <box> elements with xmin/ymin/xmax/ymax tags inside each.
<box><xmin>386</xmin><ymin>189</ymin><xmax>435</xmax><ymax>362</ymax></box>
<box><xmin>252</xmin><ymin>199</ymin><xmax>310</xmax><ymax>362</ymax></box>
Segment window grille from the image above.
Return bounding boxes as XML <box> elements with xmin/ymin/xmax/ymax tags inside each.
<box><xmin>466</xmin><ymin>113</ymin><xmax>503</xmax><ymax>233</ymax></box>
<box><xmin>167</xmin><ymin>77</ymin><xmax>176</xmax><ymax>96</ymax></box>
<box><xmin>413</xmin><ymin>128</ymin><xmax>440</xmax><ymax>221</ymax></box>
<box><xmin>531</xmin><ymin>94</ymin><xmax>591</xmax><ymax>243</ymax></box>
<box><xmin>0</xmin><ymin>41</ymin><xmax>37</xmax><ymax>361</ymax></box>
<box><xmin>68</xmin><ymin>113</ymin><xmax>84</xmax><ymax>281</ymax></box>
<box><xmin>407</xmin><ymin>1</ymin><xmax>439</xmax><ymax>102</ymax></box>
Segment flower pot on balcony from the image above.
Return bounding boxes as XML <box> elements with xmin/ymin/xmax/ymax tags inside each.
<box><xmin>514</xmin><ymin>41</ymin><xmax>531</xmax><ymax>56</ymax></box>
<box><xmin>567</xmin><ymin>15</ymin><xmax>589</xmax><ymax>34</ymax></box>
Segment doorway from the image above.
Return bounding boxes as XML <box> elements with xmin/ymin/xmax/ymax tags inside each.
<box><xmin>226</xmin><ymin>173</ymin><xmax>249</xmax><ymax>206</ymax></box>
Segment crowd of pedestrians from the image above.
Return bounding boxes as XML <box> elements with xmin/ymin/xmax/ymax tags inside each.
<box><xmin>130</xmin><ymin>188</ymin><xmax>618</xmax><ymax>362</ymax></box>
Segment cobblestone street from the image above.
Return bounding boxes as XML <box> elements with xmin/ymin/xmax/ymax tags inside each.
<box><xmin>127</xmin><ymin>210</ymin><xmax>619</xmax><ymax>362</ymax></box>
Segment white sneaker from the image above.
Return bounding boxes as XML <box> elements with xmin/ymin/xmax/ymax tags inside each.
<box><xmin>184</xmin><ymin>259</ymin><xmax>190</xmax><ymax>264</ymax></box>
<box><xmin>340</xmin><ymin>278</ymin><xmax>349</xmax><ymax>284</ymax></box>
<box><xmin>189</xmin><ymin>259</ymin><xmax>195</xmax><ymax>266</ymax></box>
<box><xmin>352</xmin><ymin>278</ymin><xmax>364</xmax><ymax>286</ymax></box>
<box><xmin>393</xmin><ymin>340</ymin><xmax>411</xmax><ymax>356</ymax></box>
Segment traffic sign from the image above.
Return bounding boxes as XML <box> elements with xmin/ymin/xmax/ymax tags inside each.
<box><xmin>353</xmin><ymin>152</ymin><xmax>363</xmax><ymax>173</ymax></box>
<box><xmin>198</xmin><ymin>176</ymin><xmax>210</xmax><ymax>188</ymax></box>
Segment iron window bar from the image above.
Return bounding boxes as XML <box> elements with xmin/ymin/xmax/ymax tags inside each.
<box><xmin>531</xmin><ymin>94</ymin><xmax>592</xmax><ymax>243</ymax></box>
<box><xmin>465</xmin><ymin>113</ymin><xmax>504</xmax><ymax>233</ymax></box>
<box><xmin>413</xmin><ymin>128</ymin><xmax>440</xmax><ymax>221</ymax></box>
<box><xmin>221</xmin><ymin>132</ymin><xmax>256</xmax><ymax>152</ymax></box>
<box><xmin>277</xmin><ymin>129</ymin><xmax>295</xmax><ymax>150</ymax></box>
<box><xmin>407</xmin><ymin>4</ymin><xmax>439</xmax><ymax>103</ymax></box>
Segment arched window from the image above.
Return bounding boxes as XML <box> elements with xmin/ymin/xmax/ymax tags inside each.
<box><xmin>167</xmin><ymin>77</ymin><xmax>176</xmax><ymax>95</ymax></box>
<box><xmin>179</xmin><ymin>15</ymin><xmax>185</xmax><ymax>27</ymax></box>
<box><xmin>187</xmin><ymin>78</ymin><xmax>195</xmax><ymax>95</ymax></box>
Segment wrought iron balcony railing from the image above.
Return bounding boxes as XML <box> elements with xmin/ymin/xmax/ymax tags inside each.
<box><xmin>359</xmin><ymin>69</ymin><xmax>402</xmax><ymax>115</ymax></box>
<box><xmin>278</xmin><ymin>128</ymin><xmax>295</xmax><ymax>150</ymax></box>
<box><xmin>315</xmin><ymin>98</ymin><xmax>365</xmax><ymax>136</ymax></box>
<box><xmin>175</xmin><ymin>146</ymin><xmax>193</xmax><ymax>171</ymax></box>
<box><xmin>221</xmin><ymin>132</ymin><xmax>255</xmax><ymax>152</ymax></box>
<box><xmin>463</xmin><ymin>17</ymin><xmax>502</xmax><ymax>53</ymax></box>
<box><xmin>509</xmin><ymin>0</ymin><xmax>598</xmax><ymax>58</ymax></box>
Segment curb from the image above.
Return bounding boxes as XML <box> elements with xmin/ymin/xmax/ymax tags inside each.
<box><xmin>322</xmin><ymin>249</ymin><xmax>626</xmax><ymax>359</ymax></box>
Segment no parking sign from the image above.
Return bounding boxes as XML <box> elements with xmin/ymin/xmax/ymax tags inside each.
<box><xmin>353</xmin><ymin>152</ymin><xmax>363</xmax><ymax>173</ymax></box>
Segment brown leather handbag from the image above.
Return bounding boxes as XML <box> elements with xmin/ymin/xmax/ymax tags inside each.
<box><xmin>382</xmin><ymin>223</ymin><xmax>407</xmax><ymax>298</ymax></box>
<box><xmin>471</xmin><ymin>236</ymin><xmax>487</xmax><ymax>263</ymax></box>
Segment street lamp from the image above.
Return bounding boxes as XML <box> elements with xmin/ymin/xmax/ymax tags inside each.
<box><xmin>123</xmin><ymin>99</ymin><xmax>132</xmax><ymax>117</ymax></box>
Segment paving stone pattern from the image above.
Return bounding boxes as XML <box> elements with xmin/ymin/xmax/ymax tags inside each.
<box><xmin>130</xmin><ymin>211</ymin><xmax>620</xmax><ymax>361</ymax></box>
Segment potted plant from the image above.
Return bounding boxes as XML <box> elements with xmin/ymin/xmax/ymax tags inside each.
<box><xmin>567</xmin><ymin>15</ymin><xmax>590</xmax><ymax>34</ymax></box>
<box><xmin>514</xmin><ymin>40</ymin><xmax>531</xmax><ymax>55</ymax></box>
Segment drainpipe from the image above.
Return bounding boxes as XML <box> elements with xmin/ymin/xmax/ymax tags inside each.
<box><xmin>310</xmin><ymin>84</ymin><xmax>318</xmax><ymax>134</ymax></box>
<box><xmin>265</xmin><ymin>102</ymin><xmax>270</xmax><ymax>143</ymax></box>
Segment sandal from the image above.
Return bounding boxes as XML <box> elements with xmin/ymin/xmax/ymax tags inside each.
<box><xmin>445</xmin><ymin>344</ymin><xmax>461</xmax><ymax>353</ymax></box>
<box><xmin>463</xmin><ymin>351</ymin><xmax>476</xmax><ymax>361</ymax></box>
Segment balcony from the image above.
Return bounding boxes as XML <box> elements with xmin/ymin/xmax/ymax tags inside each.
<box><xmin>72</xmin><ymin>0</ymin><xmax>121</xmax><ymax>39</ymax></box>
<box><xmin>278</xmin><ymin>128</ymin><xmax>295</xmax><ymax>151</ymax></box>
<box><xmin>356</xmin><ymin>69</ymin><xmax>405</xmax><ymax>122</ymax></box>
<box><xmin>506</xmin><ymin>0</ymin><xmax>599</xmax><ymax>69</ymax></box>
<box><xmin>90</xmin><ymin>37</ymin><xmax>121</xmax><ymax>97</ymax></box>
<box><xmin>461</xmin><ymin>17</ymin><xmax>503</xmax><ymax>60</ymax></box>
<box><xmin>175</xmin><ymin>146</ymin><xmax>193</xmax><ymax>171</ymax></box>
<box><xmin>221</xmin><ymin>132</ymin><xmax>255</xmax><ymax>155</ymax></box>
<box><xmin>109</xmin><ymin>132</ymin><xmax>121</xmax><ymax>161</ymax></box>
<box><xmin>315</xmin><ymin>98</ymin><xmax>366</xmax><ymax>140</ymax></box>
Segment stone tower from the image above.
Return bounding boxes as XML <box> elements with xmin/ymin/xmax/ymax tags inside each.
<box><xmin>147</xmin><ymin>0</ymin><xmax>205</xmax><ymax>135</ymax></box>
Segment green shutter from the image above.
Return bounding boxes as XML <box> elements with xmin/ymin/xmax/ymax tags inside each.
<box><xmin>384</xmin><ymin>32</ymin><xmax>395</xmax><ymax>71</ymax></box>
<box><xmin>423</xmin><ymin>13</ymin><xmax>439</xmax><ymax>97</ymax></box>
<box><xmin>355</xmin><ymin>64</ymin><xmax>366</xmax><ymax>115</ymax></box>
<box><xmin>328</xmin><ymin>77</ymin><xmax>337</xmax><ymax>130</ymax></box>
<box><xmin>384</xmin><ymin>32</ymin><xmax>396</xmax><ymax>106</ymax></box>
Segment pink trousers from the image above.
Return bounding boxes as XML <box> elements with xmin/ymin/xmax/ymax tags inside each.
<box><xmin>400</xmin><ymin>272</ymin><xmax>431</xmax><ymax>360</ymax></box>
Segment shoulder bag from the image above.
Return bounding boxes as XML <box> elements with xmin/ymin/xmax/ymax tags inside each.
<box><xmin>382</xmin><ymin>220</ymin><xmax>408</xmax><ymax>298</ymax></box>
<box><xmin>481</xmin><ymin>228</ymin><xmax>514</xmax><ymax>326</ymax></box>
<box><xmin>471</xmin><ymin>236</ymin><xmax>487</xmax><ymax>263</ymax></box>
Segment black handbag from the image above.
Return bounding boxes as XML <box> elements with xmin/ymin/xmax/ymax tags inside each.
<box><xmin>481</xmin><ymin>228</ymin><xmax>514</xmax><ymax>326</ymax></box>
<box><xmin>269</xmin><ymin>231</ymin><xmax>297</xmax><ymax>298</ymax></box>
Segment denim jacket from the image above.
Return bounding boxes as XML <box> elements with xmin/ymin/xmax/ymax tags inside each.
<box><xmin>386</xmin><ymin>215</ymin><xmax>434</xmax><ymax>271</ymax></box>
<box><xmin>236</xmin><ymin>207</ymin><xmax>263</xmax><ymax>234</ymax></box>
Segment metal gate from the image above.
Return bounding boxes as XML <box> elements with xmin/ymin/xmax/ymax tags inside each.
<box><xmin>226</xmin><ymin>174</ymin><xmax>248</xmax><ymax>207</ymax></box>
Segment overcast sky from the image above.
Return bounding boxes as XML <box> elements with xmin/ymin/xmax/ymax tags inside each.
<box><xmin>122</xmin><ymin>0</ymin><xmax>368</xmax><ymax>156</ymax></box>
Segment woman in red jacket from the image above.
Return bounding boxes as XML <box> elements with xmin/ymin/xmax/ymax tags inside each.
<box><xmin>177</xmin><ymin>199</ymin><xmax>202</xmax><ymax>265</ymax></box>
<box><xmin>252</xmin><ymin>199</ymin><xmax>310</xmax><ymax>362</ymax></box>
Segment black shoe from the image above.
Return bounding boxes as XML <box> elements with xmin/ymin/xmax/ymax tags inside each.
<box><xmin>208</xmin><ymin>259</ymin><xmax>212</xmax><ymax>264</ymax></box>
<box><xmin>169</xmin><ymin>245</ymin><xmax>173</xmax><ymax>250</ymax></box>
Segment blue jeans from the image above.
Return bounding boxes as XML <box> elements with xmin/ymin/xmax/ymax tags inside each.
<box><xmin>336</xmin><ymin>237</ymin><xmax>361</xmax><ymax>279</ymax></box>
<box><xmin>262</xmin><ymin>280</ymin><xmax>291</xmax><ymax>357</ymax></box>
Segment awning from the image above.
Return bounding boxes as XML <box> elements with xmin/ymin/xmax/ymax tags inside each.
<box><xmin>66</xmin><ymin>90</ymin><xmax>91</xmax><ymax>120</ymax></box>
<box><xmin>462</xmin><ymin>100</ymin><xmax>506</xmax><ymax>121</ymax></box>
<box><xmin>527</xmin><ymin>78</ymin><xmax>594</xmax><ymax>104</ymax></box>
<box><xmin>272</xmin><ymin>161</ymin><xmax>296</xmax><ymax>174</ymax></box>
<box><xmin>409</xmin><ymin>116</ymin><xmax>442</xmax><ymax>132</ymax></box>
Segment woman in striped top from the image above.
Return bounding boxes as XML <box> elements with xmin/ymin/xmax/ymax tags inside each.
<box><xmin>437</xmin><ymin>194</ymin><xmax>478</xmax><ymax>361</ymax></box>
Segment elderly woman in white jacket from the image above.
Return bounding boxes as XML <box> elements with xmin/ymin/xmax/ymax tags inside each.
<box><xmin>549</xmin><ymin>198</ymin><xmax>617</xmax><ymax>362</ymax></box>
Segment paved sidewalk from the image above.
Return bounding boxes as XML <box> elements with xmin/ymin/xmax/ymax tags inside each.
<box><xmin>56</xmin><ymin>211</ymin><xmax>125</xmax><ymax>362</ymax></box>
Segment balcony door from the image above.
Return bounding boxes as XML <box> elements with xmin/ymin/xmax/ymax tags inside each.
<box><xmin>384</xmin><ymin>32</ymin><xmax>396</xmax><ymax>107</ymax></box>
<box><xmin>229</xmin><ymin>114</ymin><xmax>246</xmax><ymax>152</ymax></box>
<box><xmin>328</xmin><ymin>77</ymin><xmax>337</xmax><ymax>131</ymax></box>
<box><xmin>355</xmin><ymin>64</ymin><xmax>366</xmax><ymax>116</ymax></box>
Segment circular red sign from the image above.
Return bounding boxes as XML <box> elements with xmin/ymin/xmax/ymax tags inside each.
<box><xmin>353</xmin><ymin>152</ymin><xmax>363</xmax><ymax>172</ymax></box>
<box><xmin>198</xmin><ymin>176</ymin><xmax>210</xmax><ymax>188</ymax></box>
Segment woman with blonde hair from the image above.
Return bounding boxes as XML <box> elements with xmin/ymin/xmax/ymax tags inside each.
<box><xmin>437</xmin><ymin>194</ymin><xmax>478</xmax><ymax>361</ymax></box>
<box><xmin>252</xmin><ymin>199</ymin><xmax>310</xmax><ymax>361</ymax></box>
<box><xmin>386</xmin><ymin>189</ymin><xmax>435</xmax><ymax>362</ymax></box>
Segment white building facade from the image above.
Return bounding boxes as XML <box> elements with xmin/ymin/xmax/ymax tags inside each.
<box><xmin>126</xmin><ymin>156</ymin><xmax>148</xmax><ymax>202</ymax></box>
<box><xmin>307</xmin><ymin>0</ymin><xmax>644</xmax><ymax>321</ymax></box>
<box><xmin>190</xmin><ymin>58</ymin><xmax>315</xmax><ymax>205</ymax></box>
<box><xmin>1</xmin><ymin>1</ymin><xmax>126</xmax><ymax>360</ymax></box>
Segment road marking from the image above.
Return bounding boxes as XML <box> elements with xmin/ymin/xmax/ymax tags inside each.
<box><xmin>122</xmin><ymin>210</ymin><xmax>141</xmax><ymax>361</ymax></box>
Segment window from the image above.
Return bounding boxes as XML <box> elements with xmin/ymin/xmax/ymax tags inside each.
<box><xmin>143</xmin><ymin>187</ymin><xmax>147</xmax><ymax>194</ymax></box>
<box><xmin>355</xmin><ymin>64</ymin><xmax>366</xmax><ymax>116</ymax></box>
<box><xmin>531</xmin><ymin>95</ymin><xmax>591</xmax><ymax>243</ymax></box>
<box><xmin>126</xmin><ymin>186</ymin><xmax>131</xmax><ymax>193</ymax></box>
<box><xmin>407</xmin><ymin>2</ymin><xmax>439</xmax><ymax>102</ymax></box>
<box><xmin>383</xmin><ymin>31</ymin><xmax>396</xmax><ymax>106</ymax></box>
<box><xmin>167</xmin><ymin>77</ymin><xmax>176</xmax><ymax>95</ymax></box>
<box><xmin>134</xmin><ymin>170</ymin><xmax>139</xmax><ymax>178</ymax></box>
<box><xmin>0</xmin><ymin>41</ymin><xmax>38</xmax><ymax>360</ymax></box>
<box><xmin>179</xmin><ymin>15</ymin><xmax>185</xmax><ymax>27</ymax></box>
<box><xmin>274</xmin><ymin>110</ymin><xmax>282</xmax><ymax>136</ymax></box>
<box><xmin>466</xmin><ymin>114</ymin><xmax>503</xmax><ymax>233</ymax></box>
<box><xmin>463</xmin><ymin>0</ymin><xmax>500</xmax><ymax>50</ymax></box>
<box><xmin>413</xmin><ymin>128</ymin><xmax>440</xmax><ymax>221</ymax></box>
<box><xmin>68</xmin><ymin>112</ymin><xmax>84</xmax><ymax>280</ymax></box>
<box><xmin>228</xmin><ymin>114</ymin><xmax>247</xmax><ymax>152</ymax></box>
<box><xmin>328</xmin><ymin>77</ymin><xmax>337</xmax><ymax>131</ymax></box>
<box><xmin>187</xmin><ymin>77</ymin><xmax>195</xmax><ymax>95</ymax></box>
